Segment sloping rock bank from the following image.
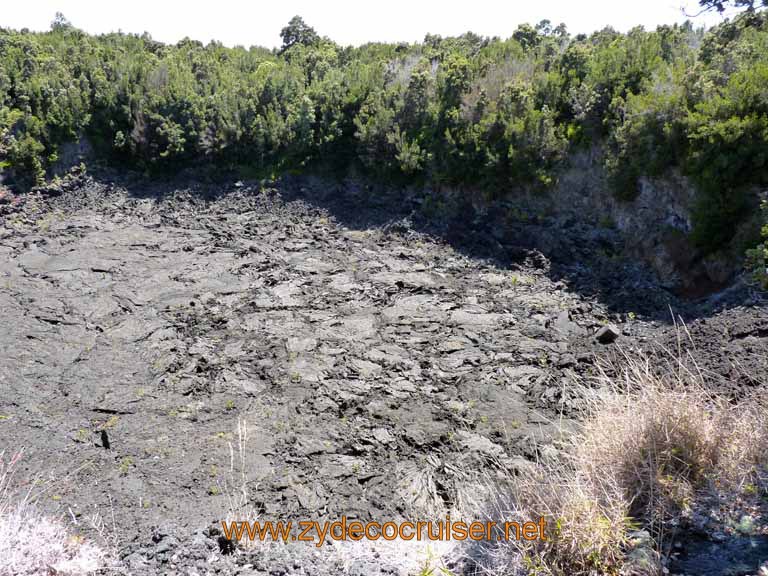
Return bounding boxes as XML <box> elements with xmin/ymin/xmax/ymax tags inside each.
<box><xmin>0</xmin><ymin>173</ymin><xmax>765</xmax><ymax>575</ymax></box>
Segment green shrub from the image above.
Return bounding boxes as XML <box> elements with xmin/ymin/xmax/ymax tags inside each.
<box><xmin>605</xmin><ymin>79</ymin><xmax>687</xmax><ymax>200</ymax></box>
<box><xmin>0</xmin><ymin>13</ymin><xmax>767</xmax><ymax>264</ymax></box>
<box><xmin>746</xmin><ymin>200</ymin><xmax>768</xmax><ymax>287</ymax></box>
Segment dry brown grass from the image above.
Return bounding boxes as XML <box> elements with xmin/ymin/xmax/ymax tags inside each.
<box><xmin>220</xmin><ymin>417</ymin><xmax>262</xmax><ymax>550</ymax></box>
<box><xmin>463</xmin><ymin>348</ymin><xmax>768</xmax><ymax>576</ymax></box>
<box><xmin>582</xmin><ymin>355</ymin><xmax>768</xmax><ymax>546</ymax></box>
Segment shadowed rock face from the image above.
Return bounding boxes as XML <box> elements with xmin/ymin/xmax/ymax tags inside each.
<box><xmin>671</xmin><ymin>534</ymin><xmax>768</xmax><ymax>576</ymax></box>
<box><xmin>540</xmin><ymin>149</ymin><xmax>763</xmax><ymax>297</ymax></box>
<box><xmin>0</xmin><ymin>176</ymin><xmax>765</xmax><ymax>574</ymax></box>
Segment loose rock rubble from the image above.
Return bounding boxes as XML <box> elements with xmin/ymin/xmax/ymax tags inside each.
<box><xmin>0</xmin><ymin>173</ymin><xmax>765</xmax><ymax>575</ymax></box>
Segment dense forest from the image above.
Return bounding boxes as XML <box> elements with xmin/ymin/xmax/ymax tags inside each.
<box><xmin>0</xmin><ymin>8</ymin><xmax>767</xmax><ymax>281</ymax></box>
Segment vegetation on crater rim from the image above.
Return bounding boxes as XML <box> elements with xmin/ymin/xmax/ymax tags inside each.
<box><xmin>0</xmin><ymin>3</ymin><xmax>767</xmax><ymax>268</ymax></box>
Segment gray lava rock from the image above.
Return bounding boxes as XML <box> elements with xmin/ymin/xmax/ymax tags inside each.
<box><xmin>457</xmin><ymin>431</ymin><xmax>506</xmax><ymax>460</ymax></box>
<box><xmin>552</xmin><ymin>310</ymin><xmax>587</xmax><ymax>337</ymax></box>
<box><xmin>5</xmin><ymin>175</ymin><xmax>761</xmax><ymax>576</ymax></box>
<box><xmin>595</xmin><ymin>324</ymin><xmax>620</xmax><ymax>344</ymax></box>
<box><xmin>624</xmin><ymin>530</ymin><xmax>661</xmax><ymax>575</ymax></box>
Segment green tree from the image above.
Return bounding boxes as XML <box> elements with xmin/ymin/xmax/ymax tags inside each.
<box><xmin>279</xmin><ymin>16</ymin><xmax>319</xmax><ymax>53</ymax></box>
<box><xmin>50</xmin><ymin>12</ymin><xmax>73</xmax><ymax>32</ymax></box>
<box><xmin>0</xmin><ymin>10</ymin><xmax>766</xmax><ymax>274</ymax></box>
<box><xmin>698</xmin><ymin>0</ymin><xmax>767</xmax><ymax>12</ymax></box>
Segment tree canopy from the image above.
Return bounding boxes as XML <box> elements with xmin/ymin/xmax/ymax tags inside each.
<box><xmin>0</xmin><ymin>13</ymin><xmax>767</xmax><ymax>269</ymax></box>
<box><xmin>279</xmin><ymin>16</ymin><xmax>319</xmax><ymax>52</ymax></box>
<box><xmin>698</xmin><ymin>0</ymin><xmax>767</xmax><ymax>12</ymax></box>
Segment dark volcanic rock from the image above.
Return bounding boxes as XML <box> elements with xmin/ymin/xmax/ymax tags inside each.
<box><xmin>595</xmin><ymin>324</ymin><xmax>621</xmax><ymax>344</ymax></box>
<box><xmin>0</xmin><ymin>174</ymin><xmax>764</xmax><ymax>575</ymax></box>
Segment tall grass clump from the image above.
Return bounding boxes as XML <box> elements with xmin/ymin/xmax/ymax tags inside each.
<box><xmin>463</xmin><ymin>349</ymin><xmax>768</xmax><ymax>576</ymax></box>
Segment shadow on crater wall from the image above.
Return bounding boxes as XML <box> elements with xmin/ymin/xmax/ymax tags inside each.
<box><xmin>107</xmin><ymin>169</ymin><xmax>765</xmax><ymax>324</ymax></box>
